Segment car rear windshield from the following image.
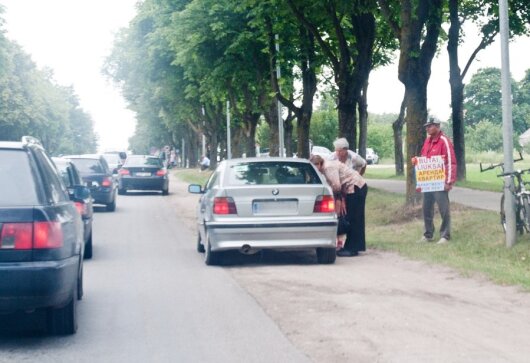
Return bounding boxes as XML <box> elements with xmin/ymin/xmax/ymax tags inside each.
<box><xmin>125</xmin><ymin>156</ymin><xmax>162</xmax><ymax>167</ymax></box>
<box><xmin>227</xmin><ymin>162</ymin><xmax>321</xmax><ymax>186</ymax></box>
<box><xmin>70</xmin><ymin>159</ymin><xmax>105</xmax><ymax>174</ymax></box>
<box><xmin>102</xmin><ymin>154</ymin><xmax>120</xmax><ymax>163</ymax></box>
<box><xmin>0</xmin><ymin>149</ymin><xmax>39</xmax><ymax>205</ymax></box>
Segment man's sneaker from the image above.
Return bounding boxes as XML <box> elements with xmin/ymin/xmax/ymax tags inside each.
<box><xmin>436</xmin><ymin>237</ymin><xmax>449</xmax><ymax>244</ymax></box>
<box><xmin>417</xmin><ymin>236</ymin><xmax>434</xmax><ymax>243</ymax></box>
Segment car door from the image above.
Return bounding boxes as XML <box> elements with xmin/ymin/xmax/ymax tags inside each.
<box><xmin>198</xmin><ymin>170</ymin><xmax>220</xmax><ymax>242</ymax></box>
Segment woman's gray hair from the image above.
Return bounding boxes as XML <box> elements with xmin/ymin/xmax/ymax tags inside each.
<box><xmin>333</xmin><ymin>137</ymin><xmax>349</xmax><ymax>150</ymax></box>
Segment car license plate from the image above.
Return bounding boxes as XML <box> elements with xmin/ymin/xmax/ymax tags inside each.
<box><xmin>135</xmin><ymin>172</ymin><xmax>151</xmax><ymax>177</ymax></box>
<box><xmin>252</xmin><ymin>200</ymin><xmax>298</xmax><ymax>215</ymax></box>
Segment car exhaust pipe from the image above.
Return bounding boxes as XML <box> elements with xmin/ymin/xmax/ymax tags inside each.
<box><xmin>241</xmin><ymin>244</ymin><xmax>252</xmax><ymax>254</ymax></box>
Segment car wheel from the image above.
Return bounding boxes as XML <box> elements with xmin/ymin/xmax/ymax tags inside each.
<box><xmin>204</xmin><ymin>236</ymin><xmax>220</xmax><ymax>266</ymax></box>
<box><xmin>77</xmin><ymin>261</ymin><xmax>84</xmax><ymax>300</ymax></box>
<box><xmin>197</xmin><ymin>233</ymin><xmax>205</xmax><ymax>253</ymax></box>
<box><xmin>47</xmin><ymin>282</ymin><xmax>78</xmax><ymax>335</ymax></box>
<box><xmin>162</xmin><ymin>188</ymin><xmax>169</xmax><ymax>196</ymax></box>
<box><xmin>84</xmin><ymin>233</ymin><xmax>93</xmax><ymax>259</ymax></box>
<box><xmin>106</xmin><ymin>197</ymin><xmax>116</xmax><ymax>212</ymax></box>
<box><xmin>118</xmin><ymin>188</ymin><xmax>126</xmax><ymax>195</ymax></box>
<box><xmin>316</xmin><ymin>247</ymin><xmax>336</xmax><ymax>264</ymax></box>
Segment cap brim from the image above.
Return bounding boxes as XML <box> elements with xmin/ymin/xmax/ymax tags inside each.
<box><xmin>423</xmin><ymin>122</ymin><xmax>440</xmax><ymax>127</ymax></box>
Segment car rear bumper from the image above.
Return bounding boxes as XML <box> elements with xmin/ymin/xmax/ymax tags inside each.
<box><xmin>0</xmin><ymin>256</ymin><xmax>79</xmax><ymax>312</ymax></box>
<box><xmin>90</xmin><ymin>189</ymin><xmax>115</xmax><ymax>204</ymax></box>
<box><xmin>205</xmin><ymin>221</ymin><xmax>337</xmax><ymax>251</ymax></box>
<box><xmin>119</xmin><ymin>178</ymin><xmax>167</xmax><ymax>191</ymax></box>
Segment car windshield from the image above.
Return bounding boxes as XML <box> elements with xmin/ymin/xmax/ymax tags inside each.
<box><xmin>0</xmin><ymin>149</ymin><xmax>39</xmax><ymax>205</ymax></box>
<box><xmin>227</xmin><ymin>162</ymin><xmax>321</xmax><ymax>186</ymax></box>
<box><xmin>70</xmin><ymin>158</ymin><xmax>105</xmax><ymax>174</ymax></box>
<box><xmin>125</xmin><ymin>156</ymin><xmax>162</xmax><ymax>168</ymax></box>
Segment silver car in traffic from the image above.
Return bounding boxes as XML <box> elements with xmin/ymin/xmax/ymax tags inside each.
<box><xmin>188</xmin><ymin>158</ymin><xmax>338</xmax><ymax>265</ymax></box>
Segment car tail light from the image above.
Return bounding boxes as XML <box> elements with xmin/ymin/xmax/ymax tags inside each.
<box><xmin>213</xmin><ymin>197</ymin><xmax>237</xmax><ymax>214</ymax></box>
<box><xmin>101</xmin><ymin>177</ymin><xmax>112</xmax><ymax>187</ymax></box>
<box><xmin>156</xmin><ymin>169</ymin><xmax>167</xmax><ymax>176</ymax></box>
<box><xmin>0</xmin><ymin>222</ymin><xmax>63</xmax><ymax>249</ymax></box>
<box><xmin>119</xmin><ymin>168</ymin><xmax>130</xmax><ymax>175</ymax></box>
<box><xmin>33</xmin><ymin>221</ymin><xmax>63</xmax><ymax>249</ymax></box>
<box><xmin>74</xmin><ymin>201</ymin><xmax>88</xmax><ymax>216</ymax></box>
<box><xmin>0</xmin><ymin>223</ymin><xmax>32</xmax><ymax>249</ymax></box>
<box><xmin>313</xmin><ymin>195</ymin><xmax>335</xmax><ymax>213</ymax></box>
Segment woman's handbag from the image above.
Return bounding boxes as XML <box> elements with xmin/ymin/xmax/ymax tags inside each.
<box><xmin>337</xmin><ymin>215</ymin><xmax>351</xmax><ymax>235</ymax></box>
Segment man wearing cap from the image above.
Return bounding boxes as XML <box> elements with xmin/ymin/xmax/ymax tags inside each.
<box><xmin>418</xmin><ymin>117</ymin><xmax>457</xmax><ymax>244</ymax></box>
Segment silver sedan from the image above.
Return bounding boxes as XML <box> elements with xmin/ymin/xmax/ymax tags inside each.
<box><xmin>188</xmin><ymin>157</ymin><xmax>338</xmax><ymax>265</ymax></box>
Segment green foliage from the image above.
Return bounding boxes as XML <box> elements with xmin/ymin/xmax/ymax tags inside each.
<box><xmin>0</xmin><ymin>38</ymin><xmax>96</xmax><ymax>154</ymax></box>
<box><xmin>366</xmin><ymin>123</ymin><xmax>393</xmax><ymax>159</ymax></box>
<box><xmin>465</xmin><ymin>120</ymin><xmax>503</xmax><ymax>152</ymax></box>
<box><xmin>464</xmin><ymin>67</ymin><xmax>529</xmax><ymax>135</ymax></box>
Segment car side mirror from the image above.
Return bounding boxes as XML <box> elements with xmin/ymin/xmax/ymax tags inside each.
<box><xmin>188</xmin><ymin>184</ymin><xmax>204</xmax><ymax>194</ymax></box>
<box><xmin>73</xmin><ymin>185</ymin><xmax>90</xmax><ymax>200</ymax></box>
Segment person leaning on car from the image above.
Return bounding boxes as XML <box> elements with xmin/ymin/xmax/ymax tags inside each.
<box><xmin>310</xmin><ymin>154</ymin><xmax>367</xmax><ymax>257</ymax></box>
<box><xmin>417</xmin><ymin>117</ymin><xmax>457</xmax><ymax>245</ymax></box>
<box><xmin>329</xmin><ymin>137</ymin><xmax>367</xmax><ymax>175</ymax></box>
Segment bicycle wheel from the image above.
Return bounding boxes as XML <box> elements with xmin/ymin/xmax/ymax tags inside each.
<box><xmin>500</xmin><ymin>194</ymin><xmax>525</xmax><ymax>234</ymax></box>
<box><xmin>500</xmin><ymin>194</ymin><xmax>507</xmax><ymax>233</ymax></box>
<box><xmin>521</xmin><ymin>195</ymin><xmax>530</xmax><ymax>233</ymax></box>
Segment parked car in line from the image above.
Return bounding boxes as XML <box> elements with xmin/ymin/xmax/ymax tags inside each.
<box><xmin>366</xmin><ymin>148</ymin><xmax>379</xmax><ymax>164</ymax></box>
<box><xmin>188</xmin><ymin>157</ymin><xmax>337</xmax><ymax>265</ymax></box>
<box><xmin>0</xmin><ymin>136</ymin><xmax>86</xmax><ymax>335</ymax></box>
<box><xmin>53</xmin><ymin>157</ymin><xmax>94</xmax><ymax>259</ymax></box>
<box><xmin>63</xmin><ymin>154</ymin><xmax>118</xmax><ymax>211</ymax></box>
<box><xmin>117</xmin><ymin>155</ymin><xmax>169</xmax><ymax>195</ymax></box>
<box><xmin>310</xmin><ymin>145</ymin><xmax>332</xmax><ymax>158</ymax></box>
<box><xmin>101</xmin><ymin>152</ymin><xmax>123</xmax><ymax>175</ymax></box>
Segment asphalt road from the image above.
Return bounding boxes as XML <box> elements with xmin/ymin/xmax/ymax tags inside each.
<box><xmin>0</xmin><ymin>191</ymin><xmax>309</xmax><ymax>363</ymax></box>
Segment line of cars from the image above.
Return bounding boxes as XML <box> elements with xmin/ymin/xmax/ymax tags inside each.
<box><xmin>0</xmin><ymin>137</ymin><xmax>172</xmax><ymax>335</ymax></box>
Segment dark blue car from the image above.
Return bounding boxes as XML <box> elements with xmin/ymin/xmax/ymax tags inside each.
<box><xmin>0</xmin><ymin>136</ymin><xmax>86</xmax><ymax>335</ymax></box>
<box><xmin>64</xmin><ymin>154</ymin><xmax>118</xmax><ymax>211</ymax></box>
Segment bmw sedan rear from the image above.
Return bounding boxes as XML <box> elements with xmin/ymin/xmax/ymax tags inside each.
<box><xmin>117</xmin><ymin>155</ymin><xmax>169</xmax><ymax>195</ymax></box>
<box><xmin>188</xmin><ymin>158</ymin><xmax>337</xmax><ymax>265</ymax></box>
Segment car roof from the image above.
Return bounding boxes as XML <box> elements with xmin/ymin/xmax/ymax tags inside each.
<box><xmin>0</xmin><ymin>141</ymin><xmax>25</xmax><ymax>149</ymax></box>
<box><xmin>224</xmin><ymin>157</ymin><xmax>311</xmax><ymax>165</ymax></box>
<box><xmin>62</xmin><ymin>154</ymin><xmax>102</xmax><ymax>160</ymax></box>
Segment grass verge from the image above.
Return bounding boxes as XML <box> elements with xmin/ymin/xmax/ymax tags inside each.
<box><xmin>173</xmin><ymin>168</ymin><xmax>530</xmax><ymax>291</ymax></box>
<box><xmin>367</xmin><ymin>188</ymin><xmax>530</xmax><ymax>290</ymax></box>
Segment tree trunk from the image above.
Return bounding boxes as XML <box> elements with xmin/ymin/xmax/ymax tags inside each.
<box><xmin>357</xmin><ymin>80</ymin><xmax>369</xmax><ymax>157</ymax></box>
<box><xmin>404</xmin><ymin>84</ymin><xmax>427</xmax><ymax>205</ymax></box>
<box><xmin>245</xmin><ymin>113</ymin><xmax>260</xmax><ymax>157</ymax></box>
<box><xmin>448</xmin><ymin>0</ymin><xmax>466</xmax><ymax>180</ymax></box>
<box><xmin>337</xmin><ymin>78</ymin><xmax>358</xmax><ymax>150</ymax></box>
<box><xmin>393</xmin><ymin>93</ymin><xmax>407</xmax><ymax>175</ymax></box>
<box><xmin>209</xmin><ymin>129</ymin><xmax>219</xmax><ymax>169</ymax></box>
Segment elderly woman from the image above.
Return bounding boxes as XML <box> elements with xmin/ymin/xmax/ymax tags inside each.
<box><xmin>329</xmin><ymin>137</ymin><xmax>367</xmax><ymax>175</ymax></box>
<box><xmin>310</xmin><ymin>154</ymin><xmax>367</xmax><ymax>257</ymax></box>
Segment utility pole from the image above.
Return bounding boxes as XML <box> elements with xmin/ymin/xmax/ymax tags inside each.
<box><xmin>226</xmin><ymin>100</ymin><xmax>231</xmax><ymax>159</ymax></box>
<box><xmin>201</xmin><ymin>106</ymin><xmax>206</xmax><ymax>157</ymax></box>
<box><xmin>499</xmin><ymin>0</ymin><xmax>516</xmax><ymax>247</ymax></box>
<box><xmin>276</xmin><ymin>34</ymin><xmax>285</xmax><ymax>157</ymax></box>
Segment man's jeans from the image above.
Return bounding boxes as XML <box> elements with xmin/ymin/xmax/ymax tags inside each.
<box><xmin>423</xmin><ymin>190</ymin><xmax>451</xmax><ymax>240</ymax></box>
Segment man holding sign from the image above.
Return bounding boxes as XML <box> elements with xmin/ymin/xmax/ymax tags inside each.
<box><xmin>416</xmin><ymin>117</ymin><xmax>457</xmax><ymax>244</ymax></box>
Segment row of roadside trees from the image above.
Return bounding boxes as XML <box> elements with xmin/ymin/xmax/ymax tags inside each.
<box><xmin>105</xmin><ymin>0</ymin><xmax>530</xmax><ymax>204</ymax></box>
<box><xmin>0</xmin><ymin>6</ymin><xmax>98</xmax><ymax>155</ymax></box>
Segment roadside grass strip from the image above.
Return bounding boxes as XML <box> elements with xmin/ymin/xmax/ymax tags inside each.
<box><xmin>367</xmin><ymin>188</ymin><xmax>530</xmax><ymax>291</ymax></box>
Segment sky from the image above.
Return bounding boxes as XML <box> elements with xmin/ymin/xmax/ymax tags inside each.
<box><xmin>1</xmin><ymin>1</ymin><xmax>529</xmax><ymax>151</ymax></box>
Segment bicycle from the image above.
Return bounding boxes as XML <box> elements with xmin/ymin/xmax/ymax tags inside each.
<box><xmin>480</xmin><ymin>153</ymin><xmax>530</xmax><ymax>234</ymax></box>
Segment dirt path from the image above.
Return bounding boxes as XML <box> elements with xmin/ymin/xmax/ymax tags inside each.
<box><xmin>170</xmin><ymin>174</ymin><xmax>530</xmax><ymax>363</ymax></box>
